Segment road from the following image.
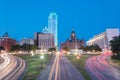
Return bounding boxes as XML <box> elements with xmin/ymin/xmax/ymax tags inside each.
<box><xmin>85</xmin><ymin>52</ymin><xmax>120</xmax><ymax>80</ymax></box>
<box><xmin>0</xmin><ymin>54</ymin><xmax>26</xmax><ymax>80</ymax></box>
<box><xmin>37</xmin><ymin>53</ymin><xmax>85</xmax><ymax>80</ymax></box>
<box><xmin>0</xmin><ymin>55</ymin><xmax>4</xmax><ymax>64</ymax></box>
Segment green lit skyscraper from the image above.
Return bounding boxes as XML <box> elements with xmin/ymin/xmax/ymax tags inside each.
<box><xmin>48</xmin><ymin>12</ymin><xmax>58</xmax><ymax>47</ymax></box>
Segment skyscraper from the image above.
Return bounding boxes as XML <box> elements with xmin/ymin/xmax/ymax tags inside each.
<box><xmin>48</xmin><ymin>12</ymin><xmax>58</xmax><ymax>47</ymax></box>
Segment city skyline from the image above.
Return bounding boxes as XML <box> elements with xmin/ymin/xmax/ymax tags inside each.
<box><xmin>0</xmin><ymin>0</ymin><xmax>120</xmax><ymax>44</ymax></box>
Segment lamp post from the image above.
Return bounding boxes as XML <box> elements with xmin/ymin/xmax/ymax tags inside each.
<box><xmin>76</xmin><ymin>55</ymin><xmax>80</xmax><ymax>69</ymax></box>
<box><xmin>40</xmin><ymin>55</ymin><xmax>44</xmax><ymax>69</ymax></box>
<box><xmin>31</xmin><ymin>51</ymin><xmax>34</xmax><ymax>56</ymax></box>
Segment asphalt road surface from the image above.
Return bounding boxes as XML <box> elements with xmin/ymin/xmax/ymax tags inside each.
<box><xmin>37</xmin><ymin>53</ymin><xmax>85</xmax><ymax>80</ymax></box>
<box><xmin>0</xmin><ymin>54</ymin><xmax>26</xmax><ymax>80</ymax></box>
<box><xmin>85</xmin><ymin>52</ymin><xmax>120</xmax><ymax>80</ymax></box>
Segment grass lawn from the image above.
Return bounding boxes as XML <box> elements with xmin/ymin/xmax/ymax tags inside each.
<box><xmin>66</xmin><ymin>54</ymin><xmax>98</xmax><ymax>80</ymax></box>
<box><xmin>110</xmin><ymin>58</ymin><xmax>120</xmax><ymax>70</ymax></box>
<box><xmin>14</xmin><ymin>54</ymin><xmax>52</xmax><ymax>80</ymax></box>
<box><xmin>112</xmin><ymin>59</ymin><xmax>120</xmax><ymax>65</ymax></box>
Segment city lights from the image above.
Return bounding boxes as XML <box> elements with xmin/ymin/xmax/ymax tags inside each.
<box><xmin>40</xmin><ymin>55</ymin><xmax>44</xmax><ymax>59</ymax></box>
<box><xmin>0</xmin><ymin>0</ymin><xmax>119</xmax><ymax>80</ymax></box>
<box><xmin>76</xmin><ymin>56</ymin><xmax>80</xmax><ymax>59</ymax></box>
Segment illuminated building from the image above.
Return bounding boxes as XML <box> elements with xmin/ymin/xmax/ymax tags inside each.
<box><xmin>60</xmin><ymin>30</ymin><xmax>84</xmax><ymax>50</ymax></box>
<box><xmin>87</xmin><ymin>28</ymin><xmax>120</xmax><ymax>51</ymax></box>
<box><xmin>34</xmin><ymin>32</ymin><xmax>54</xmax><ymax>49</ymax></box>
<box><xmin>19</xmin><ymin>38</ymin><xmax>34</xmax><ymax>46</ymax></box>
<box><xmin>0</xmin><ymin>32</ymin><xmax>16</xmax><ymax>51</ymax></box>
<box><xmin>48</xmin><ymin>12</ymin><xmax>58</xmax><ymax>46</ymax></box>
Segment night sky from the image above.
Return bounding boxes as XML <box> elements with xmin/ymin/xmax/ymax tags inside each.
<box><xmin>0</xmin><ymin>0</ymin><xmax>120</xmax><ymax>45</ymax></box>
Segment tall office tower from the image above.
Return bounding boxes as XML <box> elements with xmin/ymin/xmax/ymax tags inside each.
<box><xmin>48</xmin><ymin>12</ymin><xmax>58</xmax><ymax>47</ymax></box>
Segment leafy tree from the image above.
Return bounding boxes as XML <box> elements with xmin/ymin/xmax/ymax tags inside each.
<box><xmin>83</xmin><ymin>46</ymin><xmax>90</xmax><ymax>51</ymax></box>
<box><xmin>62</xmin><ymin>46</ymin><xmax>70</xmax><ymax>52</ymax></box>
<box><xmin>93</xmin><ymin>44</ymin><xmax>102</xmax><ymax>52</ymax></box>
<box><xmin>0</xmin><ymin>46</ymin><xmax>5</xmax><ymax>51</ymax></box>
<box><xmin>78</xmin><ymin>46</ymin><xmax>84</xmax><ymax>50</ymax></box>
<box><xmin>10</xmin><ymin>44</ymin><xmax>21</xmax><ymax>52</ymax></box>
<box><xmin>48</xmin><ymin>47</ymin><xmax>56</xmax><ymax>52</ymax></box>
<box><xmin>21</xmin><ymin>44</ymin><xmax>37</xmax><ymax>52</ymax></box>
<box><xmin>83</xmin><ymin>44</ymin><xmax>102</xmax><ymax>52</ymax></box>
<box><xmin>110</xmin><ymin>35</ymin><xmax>120</xmax><ymax>60</ymax></box>
<box><xmin>31</xmin><ymin>45</ymin><xmax>37</xmax><ymax>52</ymax></box>
<box><xmin>21</xmin><ymin>44</ymin><xmax>31</xmax><ymax>52</ymax></box>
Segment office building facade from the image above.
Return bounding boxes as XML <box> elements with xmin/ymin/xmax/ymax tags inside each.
<box><xmin>19</xmin><ymin>38</ymin><xmax>34</xmax><ymax>46</ymax></box>
<box><xmin>87</xmin><ymin>28</ymin><xmax>120</xmax><ymax>51</ymax></box>
<box><xmin>34</xmin><ymin>32</ymin><xmax>54</xmax><ymax>49</ymax></box>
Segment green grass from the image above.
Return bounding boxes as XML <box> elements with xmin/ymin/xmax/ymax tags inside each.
<box><xmin>14</xmin><ymin>54</ymin><xmax>52</xmax><ymax>80</ymax></box>
<box><xmin>112</xmin><ymin>59</ymin><xmax>120</xmax><ymax>65</ymax></box>
<box><xmin>66</xmin><ymin>54</ymin><xmax>98</xmax><ymax>80</ymax></box>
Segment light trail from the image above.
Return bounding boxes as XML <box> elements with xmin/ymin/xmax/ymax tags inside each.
<box><xmin>85</xmin><ymin>52</ymin><xmax>120</xmax><ymax>80</ymax></box>
<box><xmin>48</xmin><ymin>53</ymin><xmax>59</xmax><ymax>80</ymax></box>
<box><xmin>0</xmin><ymin>54</ymin><xmax>26</xmax><ymax>80</ymax></box>
<box><xmin>55</xmin><ymin>53</ymin><xmax>60</xmax><ymax>80</ymax></box>
<box><xmin>37</xmin><ymin>52</ymin><xmax>85</xmax><ymax>80</ymax></box>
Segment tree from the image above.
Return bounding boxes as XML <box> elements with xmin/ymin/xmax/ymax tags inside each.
<box><xmin>78</xmin><ymin>46</ymin><xmax>84</xmax><ymax>50</ymax></box>
<box><xmin>10</xmin><ymin>44</ymin><xmax>21</xmax><ymax>52</ymax></box>
<box><xmin>110</xmin><ymin>35</ymin><xmax>120</xmax><ymax>60</ymax></box>
<box><xmin>31</xmin><ymin>45</ymin><xmax>37</xmax><ymax>52</ymax></box>
<box><xmin>62</xmin><ymin>46</ymin><xmax>70</xmax><ymax>52</ymax></box>
<box><xmin>83</xmin><ymin>46</ymin><xmax>91</xmax><ymax>52</ymax></box>
<box><xmin>21</xmin><ymin>44</ymin><xmax>31</xmax><ymax>52</ymax></box>
<box><xmin>93</xmin><ymin>44</ymin><xmax>102</xmax><ymax>52</ymax></box>
<box><xmin>83</xmin><ymin>44</ymin><xmax>102</xmax><ymax>52</ymax></box>
<box><xmin>48</xmin><ymin>47</ymin><xmax>56</xmax><ymax>52</ymax></box>
<box><xmin>21</xmin><ymin>44</ymin><xmax>37</xmax><ymax>52</ymax></box>
<box><xmin>0</xmin><ymin>46</ymin><xmax>5</xmax><ymax>51</ymax></box>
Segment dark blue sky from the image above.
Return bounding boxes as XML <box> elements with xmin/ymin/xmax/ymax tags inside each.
<box><xmin>0</xmin><ymin>0</ymin><xmax>120</xmax><ymax>44</ymax></box>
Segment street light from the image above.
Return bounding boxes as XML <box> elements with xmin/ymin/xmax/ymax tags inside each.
<box><xmin>31</xmin><ymin>53</ymin><xmax>34</xmax><ymax>56</ymax></box>
<box><xmin>49</xmin><ymin>52</ymin><xmax>52</xmax><ymax>55</ymax></box>
<box><xmin>40</xmin><ymin>55</ymin><xmax>44</xmax><ymax>69</ymax></box>
<box><xmin>76</xmin><ymin>55</ymin><xmax>80</xmax><ymax>69</ymax></box>
<box><xmin>76</xmin><ymin>56</ymin><xmax>80</xmax><ymax>59</ymax></box>
<box><xmin>67</xmin><ymin>52</ymin><xmax>70</xmax><ymax>55</ymax></box>
<box><xmin>31</xmin><ymin>51</ymin><xmax>34</xmax><ymax>56</ymax></box>
<box><xmin>19</xmin><ymin>51</ymin><xmax>22</xmax><ymax>54</ymax></box>
<box><xmin>74</xmin><ymin>52</ymin><xmax>77</xmax><ymax>56</ymax></box>
<box><xmin>40</xmin><ymin>55</ymin><xmax>44</xmax><ymax>59</ymax></box>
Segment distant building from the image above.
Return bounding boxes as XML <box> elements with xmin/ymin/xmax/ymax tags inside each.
<box><xmin>34</xmin><ymin>32</ymin><xmax>54</xmax><ymax>49</ymax></box>
<box><xmin>0</xmin><ymin>32</ymin><xmax>16</xmax><ymax>51</ymax></box>
<box><xmin>60</xmin><ymin>30</ymin><xmax>84</xmax><ymax>50</ymax></box>
<box><xmin>48</xmin><ymin>12</ymin><xmax>58</xmax><ymax>46</ymax></box>
<box><xmin>34</xmin><ymin>32</ymin><xmax>40</xmax><ymax>47</ymax></box>
<box><xmin>87</xmin><ymin>28</ymin><xmax>120</xmax><ymax>51</ymax></box>
<box><xmin>19</xmin><ymin>38</ymin><xmax>34</xmax><ymax>46</ymax></box>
